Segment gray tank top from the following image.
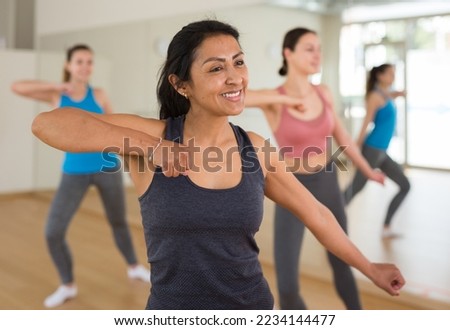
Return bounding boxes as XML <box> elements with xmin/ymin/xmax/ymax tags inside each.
<box><xmin>139</xmin><ymin>115</ymin><xmax>274</xmax><ymax>309</ymax></box>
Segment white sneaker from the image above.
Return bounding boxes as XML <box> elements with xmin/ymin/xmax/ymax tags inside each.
<box><xmin>127</xmin><ymin>265</ymin><xmax>151</xmax><ymax>283</ymax></box>
<box><xmin>44</xmin><ymin>285</ymin><xmax>77</xmax><ymax>308</ymax></box>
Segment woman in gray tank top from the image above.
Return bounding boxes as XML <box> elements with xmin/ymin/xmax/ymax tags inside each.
<box><xmin>31</xmin><ymin>19</ymin><xmax>405</xmax><ymax>309</ymax></box>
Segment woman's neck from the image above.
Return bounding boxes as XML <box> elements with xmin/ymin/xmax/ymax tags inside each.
<box><xmin>68</xmin><ymin>80</ymin><xmax>87</xmax><ymax>91</ymax></box>
<box><xmin>375</xmin><ymin>83</ymin><xmax>392</xmax><ymax>95</ymax></box>
<box><xmin>284</xmin><ymin>74</ymin><xmax>313</xmax><ymax>98</ymax></box>
<box><xmin>376</xmin><ymin>82</ymin><xmax>391</xmax><ymax>92</ymax></box>
<box><xmin>184</xmin><ymin>111</ymin><xmax>233</xmax><ymax>146</ymax></box>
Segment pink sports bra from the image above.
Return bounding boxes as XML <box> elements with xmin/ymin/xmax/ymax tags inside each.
<box><xmin>273</xmin><ymin>85</ymin><xmax>335</xmax><ymax>158</ymax></box>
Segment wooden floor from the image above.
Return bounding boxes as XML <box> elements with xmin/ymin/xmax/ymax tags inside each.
<box><xmin>0</xmin><ymin>168</ymin><xmax>449</xmax><ymax>310</ymax></box>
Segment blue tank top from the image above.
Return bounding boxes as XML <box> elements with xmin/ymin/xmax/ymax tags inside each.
<box><xmin>365</xmin><ymin>91</ymin><xmax>397</xmax><ymax>151</ymax></box>
<box><xmin>139</xmin><ymin>115</ymin><xmax>274</xmax><ymax>309</ymax></box>
<box><xmin>59</xmin><ymin>86</ymin><xmax>118</xmax><ymax>174</ymax></box>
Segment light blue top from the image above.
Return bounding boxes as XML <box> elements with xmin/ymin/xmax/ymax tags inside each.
<box><xmin>60</xmin><ymin>86</ymin><xmax>118</xmax><ymax>174</ymax></box>
<box><xmin>365</xmin><ymin>90</ymin><xmax>397</xmax><ymax>151</ymax></box>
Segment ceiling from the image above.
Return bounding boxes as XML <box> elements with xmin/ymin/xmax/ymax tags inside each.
<box><xmin>269</xmin><ymin>0</ymin><xmax>446</xmax><ymax>14</ymax></box>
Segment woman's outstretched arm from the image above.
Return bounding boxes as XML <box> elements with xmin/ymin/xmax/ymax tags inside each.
<box><xmin>248</xmin><ymin>132</ymin><xmax>405</xmax><ymax>296</ymax></box>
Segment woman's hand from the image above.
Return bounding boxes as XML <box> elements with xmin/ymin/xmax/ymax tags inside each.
<box><xmin>391</xmin><ymin>90</ymin><xmax>406</xmax><ymax>98</ymax></box>
<box><xmin>284</xmin><ymin>95</ymin><xmax>306</xmax><ymax>112</ymax></box>
<box><xmin>368</xmin><ymin>263</ymin><xmax>405</xmax><ymax>296</ymax></box>
<box><xmin>368</xmin><ymin>169</ymin><xmax>385</xmax><ymax>185</ymax></box>
<box><xmin>150</xmin><ymin>139</ymin><xmax>190</xmax><ymax>177</ymax></box>
<box><xmin>55</xmin><ymin>83</ymin><xmax>74</xmax><ymax>95</ymax></box>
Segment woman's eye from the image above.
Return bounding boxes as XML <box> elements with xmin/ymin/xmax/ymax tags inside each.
<box><xmin>210</xmin><ymin>66</ymin><xmax>222</xmax><ymax>72</ymax></box>
<box><xmin>236</xmin><ymin>60</ymin><xmax>245</xmax><ymax>66</ymax></box>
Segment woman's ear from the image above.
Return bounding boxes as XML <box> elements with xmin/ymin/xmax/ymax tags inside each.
<box><xmin>168</xmin><ymin>73</ymin><xmax>179</xmax><ymax>89</ymax></box>
<box><xmin>168</xmin><ymin>74</ymin><xmax>187</xmax><ymax>98</ymax></box>
<box><xmin>283</xmin><ymin>47</ymin><xmax>292</xmax><ymax>61</ymax></box>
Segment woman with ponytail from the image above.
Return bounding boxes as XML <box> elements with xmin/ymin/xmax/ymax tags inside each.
<box><xmin>344</xmin><ymin>64</ymin><xmax>410</xmax><ymax>239</ymax></box>
<box><xmin>245</xmin><ymin>27</ymin><xmax>387</xmax><ymax>310</ymax></box>
<box><xmin>11</xmin><ymin>44</ymin><xmax>150</xmax><ymax>308</ymax></box>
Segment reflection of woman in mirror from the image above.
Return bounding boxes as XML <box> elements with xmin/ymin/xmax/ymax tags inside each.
<box><xmin>245</xmin><ymin>27</ymin><xmax>386</xmax><ymax>310</ymax></box>
<box><xmin>31</xmin><ymin>21</ymin><xmax>404</xmax><ymax>310</ymax></box>
<box><xmin>344</xmin><ymin>63</ymin><xmax>410</xmax><ymax>239</ymax></box>
<box><xmin>11</xmin><ymin>44</ymin><xmax>150</xmax><ymax>308</ymax></box>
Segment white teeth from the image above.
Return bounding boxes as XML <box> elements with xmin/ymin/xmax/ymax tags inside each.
<box><xmin>222</xmin><ymin>91</ymin><xmax>240</xmax><ymax>98</ymax></box>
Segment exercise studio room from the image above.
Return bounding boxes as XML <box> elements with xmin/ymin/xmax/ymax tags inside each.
<box><xmin>1</xmin><ymin>0</ymin><xmax>449</xmax><ymax>329</ymax></box>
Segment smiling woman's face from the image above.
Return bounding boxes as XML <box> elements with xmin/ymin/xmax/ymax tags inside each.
<box><xmin>65</xmin><ymin>49</ymin><xmax>94</xmax><ymax>83</ymax></box>
<box><xmin>183</xmin><ymin>34</ymin><xmax>248</xmax><ymax>117</ymax></box>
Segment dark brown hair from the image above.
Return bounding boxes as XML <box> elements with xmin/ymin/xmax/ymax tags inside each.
<box><xmin>366</xmin><ymin>63</ymin><xmax>393</xmax><ymax>98</ymax></box>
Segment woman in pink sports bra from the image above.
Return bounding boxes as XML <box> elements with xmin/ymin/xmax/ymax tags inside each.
<box><xmin>245</xmin><ymin>27</ymin><xmax>385</xmax><ymax>310</ymax></box>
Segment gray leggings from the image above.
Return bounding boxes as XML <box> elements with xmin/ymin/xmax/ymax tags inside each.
<box><xmin>274</xmin><ymin>162</ymin><xmax>361</xmax><ymax>310</ymax></box>
<box><xmin>45</xmin><ymin>171</ymin><xmax>137</xmax><ymax>284</ymax></box>
<box><xmin>344</xmin><ymin>145</ymin><xmax>410</xmax><ymax>226</ymax></box>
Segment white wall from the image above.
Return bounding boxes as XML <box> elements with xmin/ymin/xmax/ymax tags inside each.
<box><xmin>35</xmin><ymin>0</ymin><xmax>266</xmax><ymax>35</ymax></box>
<box><xmin>0</xmin><ymin>50</ymin><xmax>36</xmax><ymax>193</ymax></box>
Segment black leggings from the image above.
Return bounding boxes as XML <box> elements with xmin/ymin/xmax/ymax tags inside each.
<box><xmin>274</xmin><ymin>162</ymin><xmax>361</xmax><ymax>310</ymax></box>
<box><xmin>344</xmin><ymin>145</ymin><xmax>410</xmax><ymax>226</ymax></box>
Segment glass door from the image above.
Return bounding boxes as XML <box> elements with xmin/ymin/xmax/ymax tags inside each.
<box><xmin>406</xmin><ymin>16</ymin><xmax>450</xmax><ymax>170</ymax></box>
